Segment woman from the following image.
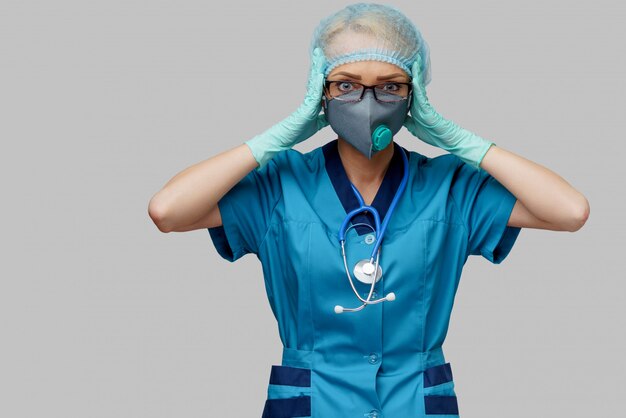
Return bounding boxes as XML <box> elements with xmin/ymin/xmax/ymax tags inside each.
<box><xmin>148</xmin><ymin>3</ymin><xmax>589</xmax><ymax>417</ymax></box>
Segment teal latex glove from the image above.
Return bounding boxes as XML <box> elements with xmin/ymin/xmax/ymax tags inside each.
<box><xmin>403</xmin><ymin>54</ymin><xmax>495</xmax><ymax>171</ymax></box>
<box><xmin>245</xmin><ymin>47</ymin><xmax>329</xmax><ymax>169</ymax></box>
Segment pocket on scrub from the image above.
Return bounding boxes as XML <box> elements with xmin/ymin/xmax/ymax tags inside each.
<box><xmin>262</xmin><ymin>364</ymin><xmax>312</xmax><ymax>418</ymax></box>
<box><xmin>422</xmin><ymin>362</ymin><xmax>459</xmax><ymax>416</ymax></box>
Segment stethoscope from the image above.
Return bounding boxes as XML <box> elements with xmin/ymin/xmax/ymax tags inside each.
<box><xmin>334</xmin><ymin>144</ymin><xmax>410</xmax><ymax>314</ymax></box>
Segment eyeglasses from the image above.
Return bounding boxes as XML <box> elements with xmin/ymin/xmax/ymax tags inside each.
<box><xmin>324</xmin><ymin>80</ymin><xmax>412</xmax><ymax>103</ymax></box>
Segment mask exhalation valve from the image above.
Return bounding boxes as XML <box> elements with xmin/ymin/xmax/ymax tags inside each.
<box><xmin>372</xmin><ymin>125</ymin><xmax>393</xmax><ymax>151</ymax></box>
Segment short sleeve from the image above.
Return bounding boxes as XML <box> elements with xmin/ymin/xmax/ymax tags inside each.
<box><xmin>207</xmin><ymin>154</ymin><xmax>283</xmax><ymax>262</ymax></box>
<box><xmin>449</xmin><ymin>157</ymin><xmax>522</xmax><ymax>264</ymax></box>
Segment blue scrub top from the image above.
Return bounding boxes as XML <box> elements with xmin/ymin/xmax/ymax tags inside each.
<box><xmin>208</xmin><ymin>139</ymin><xmax>521</xmax><ymax>418</ymax></box>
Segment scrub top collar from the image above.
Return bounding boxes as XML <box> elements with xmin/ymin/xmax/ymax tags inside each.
<box><xmin>322</xmin><ymin>139</ymin><xmax>409</xmax><ymax>236</ymax></box>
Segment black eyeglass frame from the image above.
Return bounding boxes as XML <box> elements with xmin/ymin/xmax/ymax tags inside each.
<box><xmin>323</xmin><ymin>80</ymin><xmax>413</xmax><ymax>103</ymax></box>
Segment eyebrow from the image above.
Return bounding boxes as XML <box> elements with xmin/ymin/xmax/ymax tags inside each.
<box><xmin>332</xmin><ymin>71</ymin><xmax>407</xmax><ymax>81</ymax></box>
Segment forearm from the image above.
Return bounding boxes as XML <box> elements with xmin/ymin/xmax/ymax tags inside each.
<box><xmin>148</xmin><ymin>143</ymin><xmax>258</xmax><ymax>232</ymax></box>
<box><xmin>479</xmin><ymin>144</ymin><xmax>590</xmax><ymax>230</ymax></box>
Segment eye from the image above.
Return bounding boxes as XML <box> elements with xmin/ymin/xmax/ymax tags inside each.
<box><xmin>336</xmin><ymin>81</ymin><xmax>357</xmax><ymax>92</ymax></box>
<box><xmin>378</xmin><ymin>83</ymin><xmax>401</xmax><ymax>92</ymax></box>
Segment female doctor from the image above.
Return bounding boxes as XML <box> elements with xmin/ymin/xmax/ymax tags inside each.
<box><xmin>148</xmin><ymin>3</ymin><xmax>589</xmax><ymax>417</ymax></box>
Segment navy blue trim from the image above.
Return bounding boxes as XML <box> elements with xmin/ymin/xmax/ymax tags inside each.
<box><xmin>322</xmin><ymin>139</ymin><xmax>409</xmax><ymax>235</ymax></box>
<box><xmin>269</xmin><ymin>365</ymin><xmax>311</xmax><ymax>387</ymax></box>
<box><xmin>424</xmin><ymin>395</ymin><xmax>459</xmax><ymax>415</ymax></box>
<box><xmin>424</xmin><ymin>362</ymin><xmax>454</xmax><ymax>388</ymax></box>
<box><xmin>261</xmin><ymin>396</ymin><xmax>311</xmax><ymax>418</ymax></box>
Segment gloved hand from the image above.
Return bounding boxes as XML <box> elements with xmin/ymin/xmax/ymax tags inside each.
<box><xmin>403</xmin><ymin>54</ymin><xmax>495</xmax><ymax>171</ymax></box>
<box><xmin>245</xmin><ymin>47</ymin><xmax>329</xmax><ymax>169</ymax></box>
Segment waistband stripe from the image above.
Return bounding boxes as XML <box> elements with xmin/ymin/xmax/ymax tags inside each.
<box><xmin>424</xmin><ymin>362</ymin><xmax>453</xmax><ymax>388</ymax></box>
<box><xmin>262</xmin><ymin>396</ymin><xmax>311</xmax><ymax>418</ymax></box>
<box><xmin>269</xmin><ymin>365</ymin><xmax>311</xmax><ymax>387</ymax></box>
<box><xmin>424</xmin><ymin>395</ymin><xmax>459</xmax><ymax>415</ymax></box>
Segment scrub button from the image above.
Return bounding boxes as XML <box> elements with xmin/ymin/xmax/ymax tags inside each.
<box><xmin>362</xmin><ymin>291</ymin><xmax>378</xmax><ymax>299</ymax></box>
<box><xmin>364</xmin><ymin>234</ymin><xmax>376</xmax><ymax>245</ymax></box>
<box><xmin>367</xmin><ymin>353</ymin><xmax>379</xmax><ymax>364</ymax></box>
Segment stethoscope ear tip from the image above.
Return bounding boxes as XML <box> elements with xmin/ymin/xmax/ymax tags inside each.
<box><xmin>386</xmin><ymin>292</ymin><xmax>396</xmax><ymax>302</ymax></box>
<box><xmin>334</xmin><ymin>305</ymin><xmax>344</xmax><ymax>314</ymax></box>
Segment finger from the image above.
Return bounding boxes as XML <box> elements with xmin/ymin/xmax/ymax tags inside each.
<box><xmin>310</xmin><ymin>48</ymin><xmax>326</xmax><ymax>82</ymax></box>
<box><xmin>312</xmin><ymin>47</ymin><xmax>326</xmax><ymax>71</ymax></box>
<box><xmin>403</xmin><ymin>115</ymin><xmax>415</xmax><ymax>130</ymax></box>
<box><xmin>317</xmin><ymin>113</ymin><xmax>329</xmax><ymax>129</ymax></box>
<box><xmin>306</xmin><ymin>48</ymin><xmax>326</xmax><ymax>98</ymax></box>
<box><xmin>307</xmin><ymin>72</ymin><xmax>325</xmax><ymax>100</ymax></box>
<box><xmin>403</xmin><ymin>115</ymin><xmax>422</xmax><ymax>137</ymax></box>
<box><xmin>411</xmin><ymin>57</ymin><xmax>429</xmax><ymax>105</ymax></box>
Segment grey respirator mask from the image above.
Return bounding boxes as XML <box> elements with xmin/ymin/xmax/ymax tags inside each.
<box><xmin>322</xmin><ymin>87</ymin><xmax>411</xmax><ymax>159</ymax></box>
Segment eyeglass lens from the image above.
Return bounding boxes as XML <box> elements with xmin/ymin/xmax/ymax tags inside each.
<box><xmin>326</xmin><ymin>81</ymin><xmax>410</xmax><ymax>102</ymax></box>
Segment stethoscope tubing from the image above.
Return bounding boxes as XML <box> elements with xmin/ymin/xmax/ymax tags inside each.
<box><xmin>338</xmin><ymin>145</ymin><xmax>410</xmax><ymax>259</ymax></box>
<box><xmin>336</xmin><ymin>145</ymin><xmax>410</xmax><ymax>313</ymax></box>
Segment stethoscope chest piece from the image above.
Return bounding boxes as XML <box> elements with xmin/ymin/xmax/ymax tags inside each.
<box><xmin>353</xmin><ymin>259</ymin><xmax>383</xmax><ymax>284</ymax></box>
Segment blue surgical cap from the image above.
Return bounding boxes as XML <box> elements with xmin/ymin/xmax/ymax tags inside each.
<box><xmin>309</xmin><ymin>2</ymin><xmax>432</xmax><ymax>85</ymax></box>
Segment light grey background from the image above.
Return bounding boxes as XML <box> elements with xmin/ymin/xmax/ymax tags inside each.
<box><xmin>1</xmin><ymin>0</ymin><xmax>624</xmax><ymax>416</ymax></box>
